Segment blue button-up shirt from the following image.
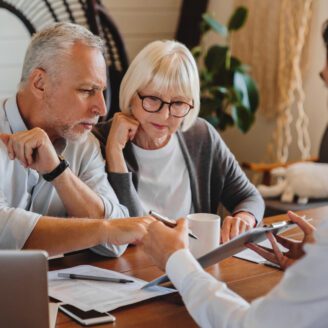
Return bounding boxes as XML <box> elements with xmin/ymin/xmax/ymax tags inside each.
<box><xmin>0</xmin><ymin>95</ymin><xmax>129</xmax><ymax>256</ymax></box>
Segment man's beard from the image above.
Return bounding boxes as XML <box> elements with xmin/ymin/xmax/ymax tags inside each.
<box><xmin>58</xmin><ymin>123</ymin><xmax>89</xmax><ymax>143</ymax></box>
<box><xmin>42</xmin><ymin>99</ymin><xmax>92</xmax><ymax>143</ymax></box>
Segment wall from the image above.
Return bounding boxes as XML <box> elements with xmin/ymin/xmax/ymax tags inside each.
<box><xmin>207</xmin><ymin>0</ymin><xmax>328</xmax><ymax>164</ymax></box>
<box><xmin>0</xmin><ymin>0</ymin><xmax>182</xmax><ymax>98</ymax></box>
<box><xmin>102</xmin><ymin>0</ymin><xmax>182</xmax><ymax>60</ymax></box>
<box><xmin>0</xmin><ymin>9</ymin><xmax>30</xmax><ymax>99</ymax></box>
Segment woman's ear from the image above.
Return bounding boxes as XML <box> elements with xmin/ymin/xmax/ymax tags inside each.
<box><xmin>29</xmin><ymin>68</ymin><xmax>47</xmax><ymax>99</ymax></box>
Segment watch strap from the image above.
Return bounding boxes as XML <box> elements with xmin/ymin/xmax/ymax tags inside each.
<box><xmin>43</xmin><ymin>156</ymin><xmax>69</xmax><ymax>182</ymax></box>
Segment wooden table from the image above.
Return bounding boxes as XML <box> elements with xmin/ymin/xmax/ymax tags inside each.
<box><xmin>52</xmin><ymin>206</ymin><xmax>327</xmax><ymax>327</ymax></box>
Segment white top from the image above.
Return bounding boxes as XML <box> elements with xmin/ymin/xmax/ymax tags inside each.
<box><xmin>0</xmin><ymin>96</ymin><xmax>129</xmax><ymax>256</ymax></box>
<box><xmin>132</xmin><ymin>134</ymin><xmax>192</xmax><ymax>219</ymax></box>
<box><xmin>166</xmin><ymin>219</ymin><xmax>328</xmax><ymax>328</ymax></box>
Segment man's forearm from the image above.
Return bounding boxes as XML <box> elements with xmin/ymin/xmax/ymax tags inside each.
<box><xmin>23</xmin><ymin>216</ymin><xmax>107</xmax><ymax>256</ymax></box>
<box><xmin>51</xmin><ymin>168</ymin><xmax>105</xmax><ymax>218</ymax></box>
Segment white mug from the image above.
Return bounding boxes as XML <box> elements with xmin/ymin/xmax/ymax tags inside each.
<box><xmin>187</xmin><ymin>213</ymin><xmax>221</xmax><ymax>258</ymax></box>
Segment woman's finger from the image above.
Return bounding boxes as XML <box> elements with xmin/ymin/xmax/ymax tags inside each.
<box><xmin>221</xmin><ymin>217</ymin><xmax>233</xmax><ymax>243</ymax></box>
<box><xmin>229</xmin><ymin>219</ymin><xmax>240</xmax><ymax>240</ymax></box>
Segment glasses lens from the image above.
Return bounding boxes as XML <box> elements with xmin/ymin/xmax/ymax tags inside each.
<box><xmin>142</xmin><ymin>96</ymin><xmax>162</xmax><ymax>112</ymax></box>
<box><xmin>170</xmin><ymin>102</ymin><xmax>191</xmax><ymax>117</ymax></box>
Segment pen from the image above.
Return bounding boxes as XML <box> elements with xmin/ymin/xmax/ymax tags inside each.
<box><xmin>58</xmin><ymin>273</ymin><xmax>134</xmax><ymax>283</ymax></box>
<box><xmin>149</xmin><ymin>210</ymin><xmax>199</xmax><ymax>240</ymax></box>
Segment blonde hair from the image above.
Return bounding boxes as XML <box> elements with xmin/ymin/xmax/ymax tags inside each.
<box><xmin>119</xmin><ymin>40</ymin><xmax>200</xmax><ymax>131</ymax></box>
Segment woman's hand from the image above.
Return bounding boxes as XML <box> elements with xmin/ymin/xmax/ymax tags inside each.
<box><xmin>106</xmin><ymin>112</ymin><xmax>139</xmax><ymax>173</ymax></box>
<box><xmin>221</xmin><ymin>211</ymin><xmax>256</xmax><ymax>243</ymax></box>
<box><xmin>246</xmin><ymin>211</ymin><xmax>316</xmax><ymax>270</ymax></box>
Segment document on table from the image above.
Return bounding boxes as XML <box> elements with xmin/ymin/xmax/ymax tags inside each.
<box><xmin>49</xmin><ymin>302</ymin><xmax>59</xmax><ymax>328</ymax></box>
<box><xmin>234</xmin><ymin>239</ymin><xmax>287</xmax><ymax>265</ymax></box>
<box><xmin>48</xmin><ymin>265</ymin><xmax>175</xmax><ymax>313</ymax></box>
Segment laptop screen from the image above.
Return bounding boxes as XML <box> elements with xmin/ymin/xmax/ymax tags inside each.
<box><xmin>0</xmin><ymin>250</ymin><xmax>49</xmax><ymax>327</ymax></box>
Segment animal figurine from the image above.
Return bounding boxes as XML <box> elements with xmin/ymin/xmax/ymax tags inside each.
<box><xmin>257</xmin><ymin>162</ymin><xmax>328</xmax><ymax>204</ymax></box>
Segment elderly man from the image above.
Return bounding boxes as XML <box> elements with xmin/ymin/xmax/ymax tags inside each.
<box><xmin>0</xmin><ymin>22</ymin><xmax>152</xmax><ymax>257</ymax></box>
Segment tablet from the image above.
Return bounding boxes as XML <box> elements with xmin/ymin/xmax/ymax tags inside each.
<box><xmin>142</xmin><ymin>223</ymin><xmax>292</xmax><ymax>289</ymax></box>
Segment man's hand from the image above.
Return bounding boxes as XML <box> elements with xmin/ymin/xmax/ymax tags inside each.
<box><xmin>142</xmin><ymin>219</ymin><xmax>189</xmax><ymax>271</ymax></box>
<box><xmin>221</xmin><ymin>211</ymin><xmax>256</xmax><ymax>243</ymax></box>
<box><xmin>0</xmin><ymin>128</ymin><xmax>59</xmax><ymax>174</ymax></box>
<box><xmin>246</xmin><ymin>211</ymin><xmax>316</xmax><ymax>270</ymax></box>
<box><xmin>106</xmin><ymin>216</ymin><xmax>155</xmax><ymax>245</ymax></box>
<box><xmin>105</xmin><ymin>112</ymin><xmax>139</xmax><ymax>173</ymax></box>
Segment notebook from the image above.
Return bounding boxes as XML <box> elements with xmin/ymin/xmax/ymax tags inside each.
<box><xmin>0</xmin><ymin>250</ymin><xmax>50</xmax><ymax>328</ymax></box>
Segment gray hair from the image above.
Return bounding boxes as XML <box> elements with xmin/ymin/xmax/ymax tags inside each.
<box><xmin>119</xmin><ymin>40</ymin><xmax>200</xmax><ymax>131</ymax></box>
<box><xmin>19</xmin><ymin>22</ymin><xmax>105</xmax><ymax>88</ymax></box>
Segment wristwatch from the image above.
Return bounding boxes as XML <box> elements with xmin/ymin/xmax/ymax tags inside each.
<box><xmin>42</xmin><ymin>155</ymin><xmax>69</xmax><ymax>182</ymax></box>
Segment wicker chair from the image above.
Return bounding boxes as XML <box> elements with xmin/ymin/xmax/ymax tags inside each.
<box><xmin>0</xmin><ymin>0</ymin><xmax>129</xmax><ymax>120</ymax></box>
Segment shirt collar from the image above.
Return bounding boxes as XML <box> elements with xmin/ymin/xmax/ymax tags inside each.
<box><xmin>3</xmin><ymin>95</ymin><xmax>28</xmax><ymax>133</ymax></box>
<box><xmin>3</xmin><ymin>94</ymin><xmax>67</xmax><ymax>155</ymax></box>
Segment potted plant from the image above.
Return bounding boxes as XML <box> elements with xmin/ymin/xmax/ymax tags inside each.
<box><xmin>193</xmin><ymin>6</ymin><xmax>259</xmax><ymax>133</ymax></box>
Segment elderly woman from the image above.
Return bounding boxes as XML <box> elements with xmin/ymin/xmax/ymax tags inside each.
<box><xmin>93</xmin><ymin>40</ymin><xmax>264</xmax><ymax>243</ymax></box>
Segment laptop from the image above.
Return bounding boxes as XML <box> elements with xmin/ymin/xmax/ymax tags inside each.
<box><xmin>0</xmin><ymin>250</ymin><xmax>50</xmax><ymax>328</ymax></box>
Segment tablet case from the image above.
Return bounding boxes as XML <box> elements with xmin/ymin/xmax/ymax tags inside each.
<box><xmin>142</xmin><ymin>224</ymin><xmax>292</xmax><ymax>289</ymax></box>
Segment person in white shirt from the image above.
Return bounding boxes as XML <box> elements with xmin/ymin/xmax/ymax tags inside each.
<box><xmin>141</xmin><ymin>21</ymin><xmax>328</xmax><ymax>326</ymax></box>
<box><xmin>142</xmin><ymin>211</ymin><xmax>328</xmax><ymax>328</ymax></box>
<box><xmin>0</xmin><ymin>22</ymin><xmax>153</xmax><ymax>257</ymax></box>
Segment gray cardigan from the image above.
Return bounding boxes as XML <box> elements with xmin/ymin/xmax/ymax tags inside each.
<box><xmin>93</xmin><ymin>118</ymin><xmax>264</xmax><ymax>223</ymax></box>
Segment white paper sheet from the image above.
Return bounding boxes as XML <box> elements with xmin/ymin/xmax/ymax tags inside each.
<box><xmin>234</xmin><ymin>239</ymin><xmax>287</xmax><ymax>264</ymax></box>
<box><xmin>48</xmin><ymin>265</ymin><xmax>175</xmax><ymax>313</ymax></box>
<box><xmin>49</xmin><ymin>302</ymin><xmax>59</xmax><ymax>328</ymax></box>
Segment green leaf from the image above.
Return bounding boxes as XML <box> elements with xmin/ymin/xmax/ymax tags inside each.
<box><xmin>242</xmin><ymin>74</ymin><xmax>259</xmax><ymax>112</ymax></box>
<box><xmin>217</xmin><ymin>111</ymin><xmax>234</xmax><ymax>131</ymax></box>
<box><xmin>228</xmin><ymin>6</ymin><xmax>248</xmax><ymax>31</ymax></box>
<box><xmin>233</xmin><ymin>71</ymin><xmax>259</xmax><ymax>113</ymax></box>
<box><xmin>230</xmin><ymin>56</ymin><xmax>242</xmax><ymax>70</ymax></box>
<box><xmin>201</xmin><ymin>97</ymin><xmax>220</xmax><ymax>114</ymax></box>
<box><xmin>210</xmin><ymin>86</ymin><xmax>229</xmax><ymax>96</ymax></box>
<box><xmin>205</xmin><ymin>114</ymin><xmax>220</xmax><ymax>127</ymax></box>
<box><xmin>202</xmin><ymin>13</ymin><xmax>228</xmax><ymax>37</ymax></box>
<box><xmin>231</xmin><ymin>105</ymin><xmax>255</xmax><ymax>133</ymax></box>
<box><xmin>227</xmin><ymin>87</ymin><xmax>242</xmax><ymax>103</ymax></box>
<box><xmin>191</xmin><ymin>46</ymin><xmax>202</xmax><ymax>60</ymax></box>
<box><xmin>204</xmin><ymin>45</ymin><xmax>228</xmax><ymax>73</ymax></box>
<box><xmin>235</xmin><ymin>64</ymin><xmax>250</xmax><ymax>73</ymax></box>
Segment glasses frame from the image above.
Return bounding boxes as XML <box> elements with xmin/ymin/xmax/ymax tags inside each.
<box><xmin>137</xmin><ymin>92</ymin><xmax>194</xmax><ymax>118</ymax></box>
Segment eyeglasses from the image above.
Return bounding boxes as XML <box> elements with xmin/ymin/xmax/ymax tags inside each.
<box><xmin>137</xmin><ymin>92</ymin><xmax>193</xmax><ymax>118</ymax></box>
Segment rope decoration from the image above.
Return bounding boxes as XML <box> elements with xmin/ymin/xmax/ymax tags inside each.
<box><xmin>274</xmin><ymin>0</ymin><xmax>312</xmax><ymax>162</ymax></box>
<box><xmin>232</xmin><ymin>0</ymin><xmax>313</xmax><ymax>162</ymax></box>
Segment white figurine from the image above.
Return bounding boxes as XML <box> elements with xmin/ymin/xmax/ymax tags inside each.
<box><xmin>257</xmin><ymin>162</ymin><xmax>328</xmax><ymax>204</ymax></box>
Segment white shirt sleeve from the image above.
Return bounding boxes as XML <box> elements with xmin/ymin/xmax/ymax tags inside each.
<box><xmin>76</xmin><ymin>135</ymin><xmax>129</xmax><ymax>219</ymax></box>
<box><xmin>75</xmin><ymin>135</ymin><xmax>129</xmax><ymax>257</ymax></box>
<box><xmin>166</xmin><ymin>233</ymin><xmax>328</xmax><ymax>328</ymax></box>
<box><xmin>0</xmin><ymin>143</ymin><xmax>41</xmax><ymax>250</ymax></box>
<box><xmin>0</xmin><ymin>191</ymin><xmax>41</xmax><ymax>249</ymax></box>
<box><xmin>166</xmin><ymin>249</ymin><xmax>249</xmax><ymax>328</ymax></box>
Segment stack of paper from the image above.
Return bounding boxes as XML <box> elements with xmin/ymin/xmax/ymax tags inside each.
<box><xmin>48</xmin><ymin>265</ymin><xmax>175</xmax><ymax>313</ymax></box>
